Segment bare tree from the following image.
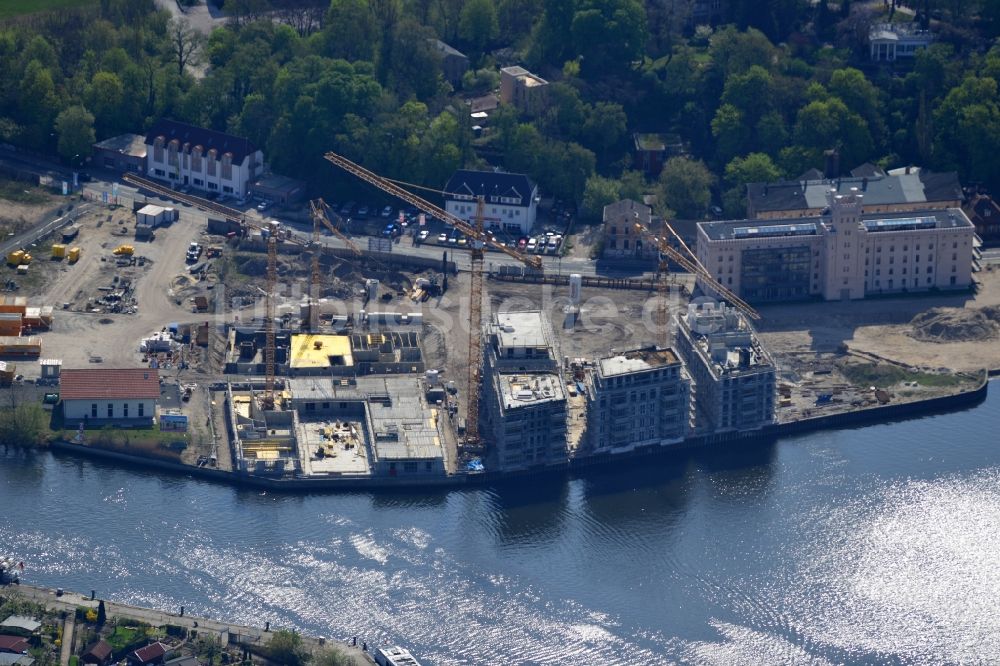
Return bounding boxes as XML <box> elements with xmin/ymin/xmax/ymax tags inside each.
<box><xmin>167</xmin><ymin>18</ymin><xmax>207</xmax><ymax>77</ymax></box>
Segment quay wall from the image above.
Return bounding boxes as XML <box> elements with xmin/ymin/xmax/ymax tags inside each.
<box><xmin>48</xmin><ymin>377</ymin><xmax>990</xmax><ymax>492</ymax></box>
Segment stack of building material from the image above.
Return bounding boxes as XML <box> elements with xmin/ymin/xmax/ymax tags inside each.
<box><xmin>0</xmin><ymin>313</ymin><xmax>22</xmax><ymax>337</ymax></box>
<box><xmin>23</xmin><ymin>306</ymin><xmax>54</xmax><ymax>330</ymax></box>
<box><xmin>0</xmin><ymin>361</ymin><xmax>14</xmax><ymax>386</ymax></box>
<box><xmin>0</xmin><ymin>336</ymin><xmax>41</xmax><ymax>356</ymax></box>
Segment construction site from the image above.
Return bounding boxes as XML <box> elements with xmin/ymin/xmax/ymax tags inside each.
<box><xmin>0</xmin><ymin>151</ymin><xmax>995</xmax><ymax>484</ymax></box>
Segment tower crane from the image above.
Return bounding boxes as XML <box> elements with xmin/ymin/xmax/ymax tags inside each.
<box><xmin>308</xmin><ymin>198</ymin><xmax>359</xmax><ymax>331</ymax></box>
<box><xmin>322</xmin><ymin>151</ymin><xmax>541</xmax><ymax>449</ymax></box>
<box><xmin>633</xmin><ymin>221</ymin><xmax>760</xmax><ymax>335</ymax></box>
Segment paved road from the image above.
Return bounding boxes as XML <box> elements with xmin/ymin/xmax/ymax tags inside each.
<box><xmin>12</xmin><ymin>583</ymin><xmax>373</xmax><ymax>664</ymax></box>
<box><xmin>59</xmin><ymin>614</ymin><xmax>75</xmax><ymax>666</ymax></box>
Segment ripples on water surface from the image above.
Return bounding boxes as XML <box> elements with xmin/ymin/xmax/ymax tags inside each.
<box><xmin>2</xmin><ymin>388</ymin><xmax>1000</xmax><ymax>664</ymax></box>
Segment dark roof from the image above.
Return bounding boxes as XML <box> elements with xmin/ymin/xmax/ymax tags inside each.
<box><xmin>747</xmin><ymin>171</ymin><xmax>963</xmax><ymax>214</ymax></box>
<box><xmin>163</xmin><ymin>657</ymin><xmax>200</xmax><ymax>666</ymax></box>
<box><xmin>444</xmin><ymin>169</ymin><xmax>536</xmax><ymax>207</ymax></box>
<box><xmin>93</xmin><ymin>133</ymin><xmax>147</xmax><ymax>158</ymax></box>
<box><xmin>431</xmin><ymin>39</ymin><xmax>467</xmax><ymax>59</ymax></box>
<box><xmin>131</xmin><ymin>642</ymin><xmax>166</xmax><ymax>664</ymax></box>
<box><xmin>0</xmin><ymin>636</ymin><xmax>29</xmax><ymax>653</ymax></box>
<box><xmin>82</xmin><ymin>640</ymin><xmax>112</xmax><ymax>661</ymax></box>
<box><xmin>850</xmin><ymin>162</ymin><xmax>886</xmax><ymax>178</ymax></box>
<box><xmin>60</xmin><ymin>369</ymin><xmax>160</xmax><ymax>401</ymax></box>
<box><xmin>969</xmin><ymin>193</ymin><xmax>1000</xmax><ymax>222</ymax></box>
<box><xmin>145</xmin><ymin>120</ymin><xmax>257</xmax><ymax>164</ymax></box>
<box><xmin>797</xmin><ymin>168</ymin><xmax>825</xmax><ymax>181</ymax></box>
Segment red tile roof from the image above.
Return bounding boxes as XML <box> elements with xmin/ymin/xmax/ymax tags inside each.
<box><xmin>0</xmin><ymin>635</ymin><xmax>29</xmax><ymax>653</ymax></box>
<box><xmin>60</xmin><ymin>369</ymin><xmax>160</xmax><ymax>401</ymax></box>
<box><xmin>132</xmin><ymin>642</ymin><xmax>166</xmax><ymax>664</ymax></box>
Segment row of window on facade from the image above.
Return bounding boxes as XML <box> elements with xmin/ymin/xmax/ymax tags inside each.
<box><xmin>90</xmin><ymin>402</ymin><xmax>145</xmax><ymax>418</ymax></box>
<box><xmin>153</xmin><ymin>141</ymin><xmax>235</xmax><ymax>179</ymax></box>
<box><xmin>151</xmin><ymin>169</ymin><xmax>234</xmax><ymax>193</ymax></box>
<box><xmin>454</xmin><ymin>204</ymin><xmax>520</xmax><ymax>218</ymax></box>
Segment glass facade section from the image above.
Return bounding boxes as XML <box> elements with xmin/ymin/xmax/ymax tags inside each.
<box><xmin>740</xmin><ymin>246</ymin><xmax>811</xmax><ymax>301</ymax></box>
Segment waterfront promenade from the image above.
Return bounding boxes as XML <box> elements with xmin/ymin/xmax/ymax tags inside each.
<box><xmin>6</xmin><ymin>583</ymin><xmax>374</xmax><ymax>665</ymax></box>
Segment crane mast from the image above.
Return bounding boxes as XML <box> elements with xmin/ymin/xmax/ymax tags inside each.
<box><xmin>321</xmin><ymin>152</ymin><xmax>541</xmax><ymax>451</ymax></box>
<box><xmin>633</xmin><ymin>221</ymin><xmax>760</xmax><ymax>321</ymax></box>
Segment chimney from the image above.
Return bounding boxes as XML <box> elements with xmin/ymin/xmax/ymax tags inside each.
<box><xmin>905</xmin><ymin>165</ymin><xmax>911</xmax><ymax>175</ymax></box>
<box><xmin>823</xmin><ymin>148</ymin><xmax>840</xmax><ymax>179</ymax></box>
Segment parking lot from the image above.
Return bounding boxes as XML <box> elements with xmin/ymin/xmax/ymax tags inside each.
<box><xmin>324</xmin><ymin>200</ymin><xmax>573</xmax><ymax>256</ymax></box>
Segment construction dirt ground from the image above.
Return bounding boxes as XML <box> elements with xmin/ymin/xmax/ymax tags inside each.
<box><xmin>5</xmin><ymin>181</ymin><xmax>1000</xmax><ymax>460</ymax></box>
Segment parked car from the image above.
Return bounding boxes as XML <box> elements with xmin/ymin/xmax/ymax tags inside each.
<box><xmin>517</xmin><ymin>237</ymin><xmax>528</xmax><ymax>250</ymax></box>
<box><xmin>257</xmin><ymin>199</ymin><xmax>271</xmax><ymax>211</ymax></box>
<box><xmin>418</xmin><ymin>230</ymin><xmax>429</xmax><ymax>241</ymax></box>
<box><xmin>448</xmin><ymin>234</ymin><xmax>458</xmax><ymax>244</ymax></box>
<box><xmin>526</xmin><ymin>238</ymin><xmax>537</xmax><ymax>252</ymax></box>
<box><xmin>340</xmin><ymin>201</ymin><xmax>354</xmax><ymax>216</ymax></box>
<box><xmin>381</xmin><ymin>205</ymin><xmax>393</xmax><ymax>218</ymax></box>
<box><xmin>437</xmin><ymin>233</ymin><xmax>448</xmax><ymax>243</ymax></box>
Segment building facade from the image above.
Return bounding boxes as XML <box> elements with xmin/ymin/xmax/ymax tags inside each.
<box><xmin>499</xmin><ymin>66</ymin><xmax>549</xmax><ymax>116</ymax></box>
<box><xmin>443</xmin><ymin>169</ymin><xmax>538</xmax><ymax>234</ymax></box>
<box><xmin>586</xmin><ymin>347</ymin><xmax>692</xmax><ymax>451</ymax></box>
<box><xmin>92</xmin><ymin>133</ymin><xmax>146</xmax><ymax>173</ymax></box>
<box><xmin>602</xmin><ymin>199</ymin><xmax>658</xmax><ymax>261</ymax></box>
<box><xmin>482</xmin><ymin>311</ymin><xmax>567</xmax><ymax>469</ymax></box>
<box><xmin>965</xmin><ymin>193</ymin><xmax>1000</xmax><ymax>245</ymax></box>
<box><xmin>697</xmin><ymin>189</ymin><xmax>979</xmax><ymax>303</ymax></box>
<box><xmin>60</xmin><ymin>368</ymin><xmax>160</xmax><ymax>425</ymax></box>
<box><xmin>145</xmin><ymin>119</ymin><xmax>262</xmax><ymax>199</ymax></box>
<box><xmin>675</xmin><ymin>303</ymin><xmax>775</xmax><ymax>433</ymax></box>
<box><xmin>869</xmin><ymin>23</ymin><xmax>933</xmax><ymax>61</ymax></box>
<box><xmin>746</xmin><ymin>170</ymin><xmax>963</xmax><ymax>220</ymax></box>
<box><xmin>431</xmin><ymin>39</ymin><xmax>469</xmax><ymax>87</ymax></box>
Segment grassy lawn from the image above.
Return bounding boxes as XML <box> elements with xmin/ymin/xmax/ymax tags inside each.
<box><xmin>106</xmin><ymin>626</ymin><xmax>141</xmax><ymax>652</ymax></box>
<box><xmin>0</xmin><ymin>0</ymin><xmax>97</xmax><ymax>19</ymax></box>
<box><xmin>840</xmin><ymin>362</ymin><xmax>971</xmax><ymax>389</ymax></box>
<box><xmin>0</xmin><ymin>177</ymin><xmax>52</xmax><ymax>206</ymax></box>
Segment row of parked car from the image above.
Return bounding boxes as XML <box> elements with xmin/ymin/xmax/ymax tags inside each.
<box><xmin>336</xmin><ymin>201</ymin><xmax>410</xmax><ymax>221</ymax></box>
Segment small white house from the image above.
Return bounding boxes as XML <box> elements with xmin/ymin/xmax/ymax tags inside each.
<box><xmin>60</xmin><ymin>368</ymin><xmax>160</xmax><ymax>425</ymax></box>
<box><xmin>145</xmin><ymin>119</ymin><xmax>262</xmax><ymax>199</ymax></box>
<box><xmin>443</xmin><ymin>169</ymin><xmax>538</xmax><ymax>235</ymax></box>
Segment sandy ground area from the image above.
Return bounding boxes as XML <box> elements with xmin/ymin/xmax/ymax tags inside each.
<box><xmin>757</xmin><ymin>267</ymin><xmax>1000</xmax><ymax>372</ymax></box>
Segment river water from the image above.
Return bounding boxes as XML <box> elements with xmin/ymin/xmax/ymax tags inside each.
<box><xmin>2</xmin><ymin>387</ymin><xmax>999</xmax><ymax>665</ymax></box>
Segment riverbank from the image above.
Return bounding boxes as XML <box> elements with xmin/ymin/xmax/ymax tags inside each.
<box><xmin>43</xmin><ymin>374</ymin><xmax>991</xmax><ymax>492</ymax></box>
<box><xmin>3</xmin><ymin>583</ymin><xmax>374</xmax><ymax>665</ymax></box>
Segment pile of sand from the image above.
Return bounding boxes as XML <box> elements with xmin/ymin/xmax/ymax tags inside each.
<box><xmin>909</xmin><ymin>306</ymin><xmax>1000</xmax><ymax>342</ymax></box>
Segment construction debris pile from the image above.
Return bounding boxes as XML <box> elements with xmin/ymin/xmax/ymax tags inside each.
<box><xmin>909</xmin><ymin>306</ymin><xmax>1000</xmax><ymax>342</ymax></box>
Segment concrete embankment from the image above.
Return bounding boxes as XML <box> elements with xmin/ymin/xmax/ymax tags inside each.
<box><xmin>48</xmin><ymin>376</ymin><xmax>990</xmax><ymax>492</ymax></box>
<box><xmin>5</xmin><ymin>583</ymin><xmax>373</xmax><ymax>664</ymax></box>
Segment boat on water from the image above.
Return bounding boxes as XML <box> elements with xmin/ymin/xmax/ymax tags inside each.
<box><xmin>0</xmin><ymin>557</ymin><xmax>22</xmax><ymax>584</ymax></box>
<box><xmin>373</xmin><ymin>645</ymin><xmax>422</xmax><ymax>666</ymax></box>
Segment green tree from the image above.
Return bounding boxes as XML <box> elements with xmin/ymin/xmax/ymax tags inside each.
<box><xmin>582</xmin><ymin>102</ymin><xmax>628</xmax><ymax>163</ymax></box>
<box><xmin>932</xmin><ymin>76</ymin><xmax>1000</xmax><ymax>185</ymax></box>
<box><xmin>722</xmin><ymin>153</ymin><xmax>782</xmax><ymax>216</ymax></box>
<box><xmin>792</xmin><ymin>97</ymin><xmax>873</xmax><ymax>172</ymax></box>
<box><xmin>86</xmin><ymin>71</ymin><xmax>125</xmax><ymax>136</ymax></box>
<box><xmin>266</xmin><ymin>630</ymin><xmax>308</xmax><ymax>666</ymax></box>
<box><xmin>582</xmin><ymin>174</ymin><xmax>621</xmax><ymax>221</ymax></box>
<box><xmin>314</xmin><ymin>646</ymin><xmax>353</xmax><ymax>666</ymax></box>
<box><xmin>570</xmin><ymin>0</ymin><xmax>647</xmax><ymax>76</ymax></box>
<box><xmin>711</xmin><ymin>103</ymin><xmax>749</xmax><ymax>165</ymax></box>
<box><xmin>658</xmin><ymin>156</ymin><xmax>714</xmax><ymax>219</ymax></box>
<box><xmin>720</xmin><ymin>64</ymin><xmax>773</xmax><ymax>125</ymax></box>
<box><xmin>323</xmin><ymin>0</ymin><xmax>378</xmax><ymax>62</ymax></box>
<box><xmin>458</xmin><ymin>0</ymin><xmax>499</xmax><ymax>59</ymax></box>
<box><xmin>54</xmin><ymin>106</ymin><xmax>96</xmax><ymax>163</ymax></box>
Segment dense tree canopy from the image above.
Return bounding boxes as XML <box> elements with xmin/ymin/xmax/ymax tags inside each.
<box><xmin>1</xmin><ymin>0</ymin><xmax>999</xmax><ymax>215</ymax></box>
